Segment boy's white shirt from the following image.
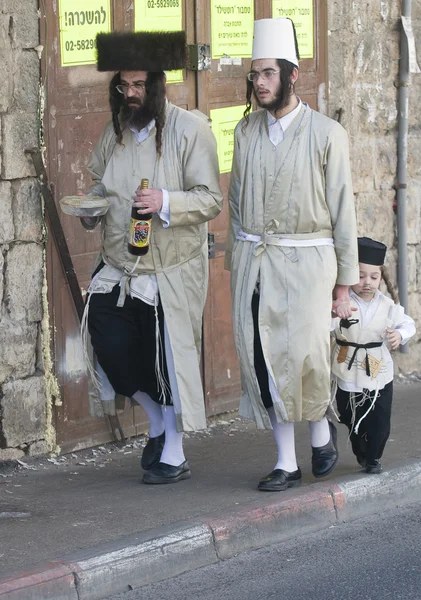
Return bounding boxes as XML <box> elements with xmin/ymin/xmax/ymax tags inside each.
<box><xmin>332</xmin><ymin>289</ymin><xmax>416</xmax><ymax>393</ymax></box>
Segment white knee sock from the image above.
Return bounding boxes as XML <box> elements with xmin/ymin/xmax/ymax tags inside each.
<box><xmin>309</xmin><ymin>417</ymin><xmax>330</xmax><ymax>448</ymax></box>
<box><xmin>160</xmin><ymin>405</ymin><xmax>185</xmax><ymax>467</ymax></box>
<box><xmin>132</xmin><ymin>391</ymin><xmax>164</xmax><ymax>438</ymax></box>
<box><xmin>267</xmin><ymin>407</ymin><xmax>298</xmax><ymax>472</ymax></box>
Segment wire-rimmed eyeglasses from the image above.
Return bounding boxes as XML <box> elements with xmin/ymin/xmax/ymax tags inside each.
<box><xmin>246</xmin><ymin>69</ymin><xmax>281</xmax><ymax>83</ymax></box>
<box><xmin>115</xmin><ymin>82</ymin><xmax>146</xmax><ymax>94</ymax></box>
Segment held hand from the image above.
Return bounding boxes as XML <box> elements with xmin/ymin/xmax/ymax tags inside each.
<box><xmin>386</xmin><ymin>328</ymin><xmax>402</xmax><ymax>351</ymax></box>
<box><xmin>332</xmin><ymin>285</ymin><xmax>357</xmax><ymax>319</ymax></box>
<box><xmin>132</xmin><ymin>188</ymin><xmax>163</xmax><ymax>215</ymax></box>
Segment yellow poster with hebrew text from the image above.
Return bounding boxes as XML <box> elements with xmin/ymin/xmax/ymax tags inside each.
<box><xmin>58</xmin><ymin>0</ymin><xmax>111</xmax><ymax>67</ymax></box>
<box><xmin>211</xmin><ymin>0</ymin><xmax>254</xmax><ymax>59</ymax></box>
<box><xmin>210</xmin><ymin>106</ymin><xmax>246</xmax><ymax>173</ymax></box>
<box><xmin>271</xmin><ymin>0</ymin><xmax>314</xmax><ymax>59</ymax></box>
<box><xmin>134</xmin><ymin>0</ymin><xmax>184</xmax><ymax>84</ymax></box>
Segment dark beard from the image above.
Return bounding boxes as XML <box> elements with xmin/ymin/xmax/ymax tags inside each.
<box><xmin>120</xmin><ymin>100</ymin><xmax>156</xmax><ymax>131</ymax></box>
<box><xmin>254</xmin><ymin>83</ymin><xmax>291</xmax><ymax>114</ymax></box>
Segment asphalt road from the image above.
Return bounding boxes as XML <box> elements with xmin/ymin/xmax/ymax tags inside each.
<box><xmin>106</xmin><ymin>500</ymin><xmax>421</xmax><ymax>600</ymax></box>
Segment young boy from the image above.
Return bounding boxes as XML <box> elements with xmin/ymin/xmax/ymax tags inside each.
<box><xmin>331</xmin><ymin>237</ymin><xmax>415</xmax><ymax>474</ymax></box>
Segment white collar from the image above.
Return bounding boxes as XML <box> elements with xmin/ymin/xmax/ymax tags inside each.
<box><xmin>130</xmin><ymin>119</ymin><xmax>156</xmax><ymax>142</ymax></box>
<box><xmin>267</xmin><ymin>98</ymin><xmax>302</xmax><ymax>132</ymax></box>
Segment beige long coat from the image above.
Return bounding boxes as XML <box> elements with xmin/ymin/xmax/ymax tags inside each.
<box><xmin>226</xmin><ymin>105</ymin><xmax>359</xmax><ymax>429</ymax></box>
<box><xmin>87</xmin><ymin>103</ymin><xmax>223</xmax><ymax>431</ymax></box>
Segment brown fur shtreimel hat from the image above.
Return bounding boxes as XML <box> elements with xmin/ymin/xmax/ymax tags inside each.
<box><xmin>96</xmin><ymin>30</ymin><xmax>187</xmax><ymax>72</ymax></box>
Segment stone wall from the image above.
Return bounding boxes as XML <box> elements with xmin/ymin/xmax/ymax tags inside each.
<box><xmin>328</xmin><ymin>0</ymin><xmax>421</xmax><ymax>373</ymax></box>
<box><xmin>0</xmin><ymin>1</ymin><xmax>50</xmax><ymax>460</ymax></box>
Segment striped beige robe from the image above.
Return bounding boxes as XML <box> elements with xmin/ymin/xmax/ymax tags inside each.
<box><xmin>226</xmin><ymin>104</ymin><xmax>359</xmax><ymax>428</ymax></box>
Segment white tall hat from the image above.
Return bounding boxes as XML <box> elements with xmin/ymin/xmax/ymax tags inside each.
<box><xmin>251</xmin><ymin>18</ymin><xmax>299</xmax><ymax>66</ymax></box>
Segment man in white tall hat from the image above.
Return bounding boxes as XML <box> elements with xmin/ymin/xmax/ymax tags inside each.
<box><xmin>226</xmin><ymin>18</ymin><xmax>359</xmax><ymax>491</ymax></box>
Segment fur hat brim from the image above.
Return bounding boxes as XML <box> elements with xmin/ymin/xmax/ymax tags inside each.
<box><xmin>96</xmin><ymin>31</ymin><xmax>187</xmax><ymax>72</ymax></box>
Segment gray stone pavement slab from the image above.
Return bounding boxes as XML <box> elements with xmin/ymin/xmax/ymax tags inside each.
<box><xmin>0</xmin><ymin>381</ymin><xmax>420</xmax><ymax>579</ymax></box>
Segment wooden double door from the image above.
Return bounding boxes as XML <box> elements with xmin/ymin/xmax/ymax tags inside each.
<box><xmin>41</xmin><ymin>0</ymin><xmax>327</xmax><ymax>451</ymax></box>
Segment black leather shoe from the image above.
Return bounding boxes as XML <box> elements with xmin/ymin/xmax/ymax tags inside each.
<box><xmin>365</xmin><ymin>460</ymin><xmax>382</xmax><ymax>474</ymax></box>
<box><xmin>312</xmin><ymin>421</ymin><xmax>338</xmax><ymax>478</ymax></box>
<box><xmin>142</xmin><ymin>460</ymin><xmax>191</xmax><ymax>484</ymax></box>
<box><xmin>140</xmin><ymin>432</ymin><xmax>165</xmax><ymax>471</ymax></box>
<box><xmin>258</xmin><ymin>467</ymin><xmax>302</xmax><ymax>492</ymax></box>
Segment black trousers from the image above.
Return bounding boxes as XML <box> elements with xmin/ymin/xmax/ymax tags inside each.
<box><xmin>252</xmin><ymin>292</ymin><xmax>273</xmax><ymax>409</ymax></box>
<box><xmin>87</xmin><ymin>283</ymin><xmax>171</xmax><ymax>404</ymax></box>
<box><xmin>336</xmin><ymin>381</ymin><xmax>393</xmax><ymax>463</ymax></box>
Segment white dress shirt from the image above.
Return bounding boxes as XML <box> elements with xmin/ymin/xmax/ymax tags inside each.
<box><xmin>267</xmin><ymin>99</ymin><xmax>302</xmax><ymax>146</ymax></box>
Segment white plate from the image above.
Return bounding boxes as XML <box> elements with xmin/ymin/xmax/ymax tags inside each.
<box><xmin>59</xmin><ymin>195</ymin><xmax>110</xmax><ymax>217</ymax></box>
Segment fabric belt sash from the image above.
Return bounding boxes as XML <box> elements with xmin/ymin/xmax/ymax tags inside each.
<box><xmin>335</xmin><ymin>338</ymin><xmax>383</xmax><ymax>377</ymax></box>
<box><xmin>236</xmin><ymin>227</ymin><xmax>334</xmax><ymax>256</ymax></box>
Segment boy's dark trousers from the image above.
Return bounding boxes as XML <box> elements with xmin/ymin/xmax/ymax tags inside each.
<box><xmin>335</xmin><ymin>381</ymin><xmax>393</xmax><ymax>465</ymax></box>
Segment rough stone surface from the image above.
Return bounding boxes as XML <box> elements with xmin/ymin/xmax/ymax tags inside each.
<box><xmin>12</xmin><ymin>50</ymin><xmax>40</xmax><ymax>112</ymax></box>
<box><xmin>27</xmin><ymin>439</ymin><xmax>50</xmax><ymax>456</ymax></box>
<box><xmin>0</xmin><ymin>249</ymin><xmax>4</xmax><ymax>304</ymax></box>
<box><xmin>355</xmin><ymin>191</ymin><xmax>396</xmax><ymax>249</ymax></box>
<box><xmin>4</xmin><ymin>243</ymin><xmax>43</xmax><ymax>322</ymax></box>
<box><xmin>1</xmin><ymin>0</ymin><xmax>40</xmax><ymax>49</ymax></box>
<box><xmin>0</xmin><ymin>180</ymin><xmax>15</xmax><ymax>243</ymax></box>
<box><xmin>1</xmin><ymin>375</ymin><xmax>46</xmax><ymax>447</ymax></box>
<box><xmin>1</xmin><ymin>113</ymin><xmax>38</xmax><ymax>179</ymax></box>
<box><xmin>0</xmin><ymin>319</ymin><xmax>37</xmax><ymax>383</ymax></box>
<box><xmin>12</xmin><ymin>179</ymin><xmax>43</xmax><ymax>242</ymax></box>
<box><xmin>0</xmin><ymin>15</ymin><xmax>12</xmax><ymax>113</ymax></box>
<box><xmin>0</xmin><ymin>447</ymin><xmax>25</xmax><ymax>461</ymax></box>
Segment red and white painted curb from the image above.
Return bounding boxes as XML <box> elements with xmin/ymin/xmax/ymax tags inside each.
<box><xmin>1</xmin><ymin>461</ymin><xmax>421</xmax><ymax>600</ymax></box>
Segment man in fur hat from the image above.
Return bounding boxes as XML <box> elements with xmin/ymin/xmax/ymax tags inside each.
<box><xmin>80</xmin><ymin>31</ymin><xmax>222</xmax><ymax>485</ymax></box>
<box><xmin>225</xmin><ymin>18</ymin><xmax>359</xmax><ymax>491</ymax></box>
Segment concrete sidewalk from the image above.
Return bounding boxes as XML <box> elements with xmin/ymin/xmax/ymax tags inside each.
<box><xmin>0</xmin><ymin>380</ymin><xmax>420</xmax><ymax>600</ymax></box>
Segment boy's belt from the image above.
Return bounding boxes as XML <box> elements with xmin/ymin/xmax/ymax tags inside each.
<box><xmin>336</xmin><ymin>338</ymin><xmax>383</xmax><ymax>376</ymax></box>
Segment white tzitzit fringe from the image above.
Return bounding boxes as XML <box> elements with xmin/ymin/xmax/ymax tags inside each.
<box><xmin>154</xmin><ymin>305</ymin><xmax>171</xmax><ymax>405</ymax></box>
<box><xmin>354</xmin><ymin>383</ymin><xmax>380</xmax><ymax>434</ymax></box>
<box><xmin>81</xmin><ymin>293</ymin><xmax>101</xmax><ymax>390</ymax></box>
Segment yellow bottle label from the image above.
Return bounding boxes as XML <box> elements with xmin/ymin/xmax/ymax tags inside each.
<box><xmin>129</xmin><ymin>217</ymin><xmax>151</xmax><ymax>248</ymax></box>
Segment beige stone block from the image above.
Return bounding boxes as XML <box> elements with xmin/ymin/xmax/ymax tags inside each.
<box><xmin>12</xmin><ymin>50</ymin><xmax>39</xmax><ymax>112</ymax></box>
<box><xmin>5</xmin><ymin>243</ymin><xmax>43</xmax><ymax>322</ymax></box>
<box><xmin>27</xmin><ymin>439</ymin><xmax>50</xmax><ymax>457</ymax></box>
<box><xmin>0</xmin><ymin>250</ymin><xmax>4</xmax><ymax>304</ymax></box>
<box><xmin>0</xmin><ymin>447</ymin><xmax>25</xmax><ymax>461</ymax></box>
<box><xmin>353</xmin><ymin>84</ymin><xmax>398</xmax><ymax>136</ymax></box>
<box><xmin>406</xmin><ymin>183</ymin><xmax>421</xmax><ymax>245</ymax></box>
<box><xmin>0</xmin><ymin>319</ymin><xmax>37</xmax><ymax>383</ymax></box>
<box><xmin>0</xmin><ymin>16</ymin><xmax>12</xmax><ymax>113</ymax></box>
<box><xmin>1</xmin><ymin>113</ymin><xmax>37</xmax><ymax>180</ymax></box>
<box><xmin>2</xmin><ymin>0</ymin><xmax>40</xmax><ymax>48</ymax></box>
<box><xmin>407</xmin><ymin>135</ymin><xmax>421</xmax><ymax>178</ymax></box>
<box><xmin>12</xmin><ymin>179</ymin><xmax>43</xmax><ymax>242</ymax></box>
<box><xmin>350</xmin><ymin>139</ymin><xmax>375</xmax><ymax>193</ymax></box>
<box><xmin>374</xmin><ymin>137</ymin><xmax>397</xmax><ymax>190</ymax></box>
<box><xmin>0</xmin><ymin>180</ymin><xmax>15</xmax><ymax>243</ymax></box>
<box><xmin>407</xmin><ymin>244</ymin><xmax>417</xmax><ymax>294</ymax></box>
<box><xmin>355</xmin><ymin>191</ymin><xmax>395</xmax><ymax>247</ymax></box>
<box><xmin>1</xmin><ymin>375</ymin><xmax>46</xmax><ymax>447</ymax></box>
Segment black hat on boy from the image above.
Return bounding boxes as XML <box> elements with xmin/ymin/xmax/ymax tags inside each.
<box><xmin>95</xmin><ymin>30</ymin><xmax>187</xmax><ymax>72</ymax></box>
<box><xmin>357</xmin><ymin>237</ymin><xmax>387</xmax><ymax>266</ymax></box>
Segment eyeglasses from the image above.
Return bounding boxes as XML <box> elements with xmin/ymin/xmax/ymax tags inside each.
<box><xmin>115</xmin><ymin>82</ymin><xmax>146</xmax><ymax>94</ymax></box>
<box><xmin>247</xmin><ymin>69</ymin><xmax>281</xmax><ymax>83</ymax></box>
